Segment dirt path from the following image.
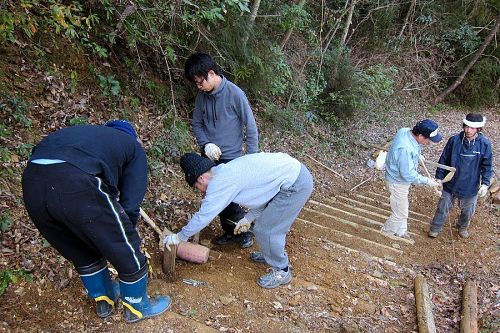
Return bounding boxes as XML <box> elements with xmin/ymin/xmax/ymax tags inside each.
<box><xmin>2</xmin><ymin>175</ymin><xmax>498</xmax><ymax>332</ymax></box>
<box><xmin>1</xmin><ymin>108</ymin><xmax>498</xmax><ymax>332</ymax></box>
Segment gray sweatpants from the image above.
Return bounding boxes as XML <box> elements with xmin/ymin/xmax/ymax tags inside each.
<box><xmin>429</xmin><ymin>190</ymin><xmax>477</xmax><ymax>232</ymax></box>
<box><xmin>253</xmin><ymin>164</ymin><xmax>314</xmax><ymax>269</ymax></box>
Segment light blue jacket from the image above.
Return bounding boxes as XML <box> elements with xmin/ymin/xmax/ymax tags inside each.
<box><xmin>385</xmin><ymin>128</ymin><xmax>428</xmax><ymax>185</ymax></box>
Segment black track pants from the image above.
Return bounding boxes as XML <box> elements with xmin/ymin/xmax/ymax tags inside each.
<box><xmin>22</xmin><ymin>162</ymin><xmax>146</xmax><ymax>277</ymax></box>
<box><xmin>214</xmin><ymin>158</ymin><xmax>245</xmax><ymax>233</ymax></box>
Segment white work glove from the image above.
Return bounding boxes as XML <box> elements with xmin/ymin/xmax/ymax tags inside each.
<box><xmin>374</xmin><ymin>151</ymin><xmax>387</xmax><ymax>170</ymax></box>
<box><xmin>478</xmin><ymin>184</ymin><xmax>489</xmax><ymax>197</ymax></box>
<box><xmin>162</xmin><ymin>233</ymin><xmax>180</xmax><ymax>251</ymax></box>
<box><xmin>234</xmin><ymin>217</ymin><xmax>251</xmax><ymax>235</ymax></box>
<box><xmin>204</xmin><ymin>143</ymin><xmax>222</xmax><ymax>161</ymax></box>
<box><xmin>425</xmin><ymin>177</ymin><xmax>440</xmax><ymax>188</ymax></box>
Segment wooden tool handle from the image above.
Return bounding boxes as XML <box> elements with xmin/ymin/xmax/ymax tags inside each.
<box><xmin>419</xmin><ymin>159</ymin><xmax>441</xmax><ymax>196</ymax></box>
<box><xmin>424</xmin><ymin>160</ymin><xmax>456</xmax><ymax>172</ymax></box>
<box><xmin>139</xmin><ymin>208</ymin><xmax>173</xmax><ymax>236</ymax></box>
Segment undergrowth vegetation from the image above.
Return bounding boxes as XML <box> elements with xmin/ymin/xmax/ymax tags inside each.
<box><xmin>0</xmin><ymin>0</ymin><xmax>497</xmax><ymax>166</ymax></box>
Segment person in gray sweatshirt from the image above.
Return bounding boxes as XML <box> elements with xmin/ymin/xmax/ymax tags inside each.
<box><xmin>163</xmin><ymin>152</ymin><xmax>314</xmax><ymax>289</ymax></box>
<box><xmin>184</xmin><ymin>52</ymin><xmax>259</xmax><ymax>249</ymax></box>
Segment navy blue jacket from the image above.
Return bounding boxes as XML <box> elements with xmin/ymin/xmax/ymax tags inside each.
<box><xmin>29</xmin><ymin>125</ymin><xmax>148</xmax><ymax>223</ymax></box>
<box><xmin>436</xmin><ymin>132</ymin><xmax>493</xmax><ymax>198</ymax></box>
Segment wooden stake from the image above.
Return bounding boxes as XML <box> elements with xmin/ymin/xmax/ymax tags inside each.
<box><xmin>460</xmin><ymin>280</ymin><xmax>478</xmax><ymax>333</ymax></box>
<box><xmin>139</xmin><ymin>208</ymin><xmax>176</xmax><ymax>277</ymax></box>
<box><xmin>414</xmin><ymin>274</ymin><xmax>436</xmax><ymax>333</ymax></box>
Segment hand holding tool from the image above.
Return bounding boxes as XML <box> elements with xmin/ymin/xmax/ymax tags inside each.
<box><xmin>233</xmin><ymin>217</ymin><xmax>251</xmax><ymax>235</ymax></box>
<box><xmin>163</xmin><ymin>233</ymin><xmax>180</xmax><ymax>251</ymax></box>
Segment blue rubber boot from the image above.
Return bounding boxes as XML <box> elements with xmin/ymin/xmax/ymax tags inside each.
<box><xmin>120</xmin><ymin>274</ymin><xmax>171</xmax><ymax>323</ymax></box>
<box><xmin>80</xmin><ymin>267</ymin><xmax>120</xmax><ymax>318</ymax></box>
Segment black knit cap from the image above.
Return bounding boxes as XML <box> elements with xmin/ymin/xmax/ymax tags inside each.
<box><xmin>180</xmin><ymin>153</ymin><xmax>216</xmax><ymax>187</ymax></box>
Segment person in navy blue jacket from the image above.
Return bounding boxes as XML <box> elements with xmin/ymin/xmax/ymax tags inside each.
<box><xmin>428</xmin><ymin>113</ymin><xmax>493</xmax><ymax>239</ymax></box>
<box><xmin>22</xmin><ymin>120</ymin><xmax>170</xmax><ymax>323</ymax></box>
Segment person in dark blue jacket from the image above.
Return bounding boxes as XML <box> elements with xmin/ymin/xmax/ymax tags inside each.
<box><xmin>428</xmin><ymin>113</ymin><xmax>493</xmax><ymax>239</ymax></box>
<box><xmin>22</xmin><ymin>120</ymin><xmax>170</xmax><ymax>323</ymax></box>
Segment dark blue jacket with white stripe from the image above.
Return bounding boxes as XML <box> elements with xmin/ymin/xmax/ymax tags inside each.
<box><xmin>435</xmin><ymin>132</ymin><xmax>493</xmax><ymax>198</ymax></box>
<box><xmin>29</xmin><ymin>125</ymin><xmax>148</xmax><ymax>224</ymax></box>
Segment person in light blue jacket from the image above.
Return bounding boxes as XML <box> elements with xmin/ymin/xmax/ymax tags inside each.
<box><xmin>381</xmin><ymin>119</ymin><xmax>442</xmax><ymax>237</ymax></box>
<box><xmin>428</xmin><ymin>113</ymin><xmax>493</xmax><ymax>239</ymax></box>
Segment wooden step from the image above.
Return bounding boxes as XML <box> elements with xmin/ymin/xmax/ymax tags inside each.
<box><xmin>294</xmin><ymin>217</ymin><xmax>404</xmax><ymax>260</ymax></box>
<box><xmin>353</xmin><ymin>193</ymin><xmax>433</xmax><ymax>220</ymax></box>
<box><xmin>302</xmin><ymin>207</ymin><xmax>415</xmax><ymax>245</ymax></box>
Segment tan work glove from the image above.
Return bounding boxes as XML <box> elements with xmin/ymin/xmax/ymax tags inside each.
<box><xmin>234</xmin><ymin>217</ymin><xmax>251</xmax><ymax>235</ymax></box>
<box><xmin>204</xmin><ymin>143</ymin><xmax>222</xmax><ymax>161</ymax></box>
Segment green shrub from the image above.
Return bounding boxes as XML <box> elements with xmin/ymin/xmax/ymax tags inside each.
<box><xmin>16</xmin><ymin>143</ymin><xmax>35</xmax><ymax>159</ymax></box>
<box><xmin>97</xmin><ymin>74</ymin><xmax>121</xmax><ymax>97</ymax></box>
<box><xmin>0</xmin><ymin>212</ymin><xmax>10</xmax><ymax>233</ymax></box>
<box><xmin>317</xmin><ymin>48</ymin><xmax>397</xmax><ymax>125</ymax></box>
<box><xmin>456</xmin><ymin>57</ymin><xmax>500</xmax><ymax>107</ymax></box>
<box><xmin>69</xmin><ymin>116</ymin><xmax>89</xmax><ymax>126</ymax></box>
<box><xmin>0</xmin><ymin>269</ymin><xmax>33</xmax><ymax>296</ymax></box>
<box><xmin>0</xmin><ymin>93</ymin><xmax>32</xmax><ymax>128</ymax></box>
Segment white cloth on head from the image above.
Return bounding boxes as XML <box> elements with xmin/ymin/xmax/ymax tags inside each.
<box><xmin>463</xmin><ymin>117</ymin><xmax>486</xmax><ymax>128</ymax></box>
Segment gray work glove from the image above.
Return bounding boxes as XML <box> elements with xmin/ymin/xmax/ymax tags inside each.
<box><xmin>234</xmin><ymin>217</ymin><xmax>251</xmax><ymax>235</ymax></box>
<box><xmin>204</xmin><ymin>143</ymin><xmax>222</xmax><ymax>161</ymax></box>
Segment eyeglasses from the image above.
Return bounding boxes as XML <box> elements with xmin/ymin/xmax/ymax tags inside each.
<box><xmin>194</xmin><ymin>78</ymin><xmax>206</xmax><ymax>86</ymax></box>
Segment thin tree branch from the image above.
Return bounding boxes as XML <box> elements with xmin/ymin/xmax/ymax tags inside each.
<box><xmin>432</xmin><ymin>15</ymin><xmax>500</xmax><ymax>105</ymax></box>
<box><xmin>398</xmin><ymin>0</ymin><xmax>416</xmax><ymax>38</ymax></box>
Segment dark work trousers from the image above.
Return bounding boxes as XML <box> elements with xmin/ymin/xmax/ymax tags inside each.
<box><xmin>205</xmin><ymin>156</ymin><xmax>245</xmax><ymax>234</ymax></box>
<box><xmin>22</xmin><ymin>162</ymin><xmax>146</xmax><ymax>278</ymax></box>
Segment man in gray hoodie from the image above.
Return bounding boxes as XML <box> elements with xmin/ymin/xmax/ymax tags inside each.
<box><xmin>184</xmin><ymin>52</ymin><xmax>259</xmax><ymax>248</ymax></box>
<box><xmin>163</xmin><ymin>152</ymin><xmax>314</xmax><ymax>289</ymax></box>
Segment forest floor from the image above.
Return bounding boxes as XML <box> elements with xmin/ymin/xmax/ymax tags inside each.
<box><xmin>0</xmin><ymin>41</ymin><xmax>499</xmax><ymax>332</ymax></box>
<box><xmin>0</xmin><ymin>106</ymin><xmax>499</xmax><ymax>333</ymax></box>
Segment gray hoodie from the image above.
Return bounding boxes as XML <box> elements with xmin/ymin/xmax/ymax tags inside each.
<box><xmin>192</xmin><ymin>76</ymin><xmax>258</xmax><ymax>160</ymax></box>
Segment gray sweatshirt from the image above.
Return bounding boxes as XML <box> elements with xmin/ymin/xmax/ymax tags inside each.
<box><xmin>178</xmin><ymin>152</ymin><xmax>301</xmax><ymax>240</ymax></box>
<box><xmin>192</xmin><ymin>76</ymin><xmax>259</xmax><ymax>160</ymax></box>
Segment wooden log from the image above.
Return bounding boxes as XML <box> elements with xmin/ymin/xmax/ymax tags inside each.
<box><xmin>414</xmin><ymin>274</ymin><xmax>436</xmax><ymax>333</ymax></box>
<box><xmin>460</xmin><ymin>280</ymin><xmax>478</xmax><ymax>333</ymax></box>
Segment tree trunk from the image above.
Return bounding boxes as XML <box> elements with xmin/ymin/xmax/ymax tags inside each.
<box><xmin>432</xmin><ymin>15</ymin><xmax>500</xmax><ymax>105</ymax></box>
<box><xmin>340</xmin><ymin>0</ymin><xmax>356</xmax><ymax>45</ymax></box>
<box><xmin>398</xmin><ymin>0</ymin><xmax>416</xmax><ymax>38</ymax></box>
<box><xmin>248</xmin><ymin>0</ymin><xmax>261</xmax><ymax>25</ymax></box>
<box><xmin>414</xmin><ymin>274</ymin><xmax>437</xmax><ymax>333</ymax></box>
<box><xmin>244</xmin><ymin>0</ymin><xmax>261</xmax><ymax>44</ymax></box>
<box><xmin>279</xmin><ymin>0</ymin><xmax>307</xmax><ymax>51</ymax></box>
<box><xmin>460</xmin><ymin>280</ymin><xmax>478</xmax><ymax>333</ymax></box>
